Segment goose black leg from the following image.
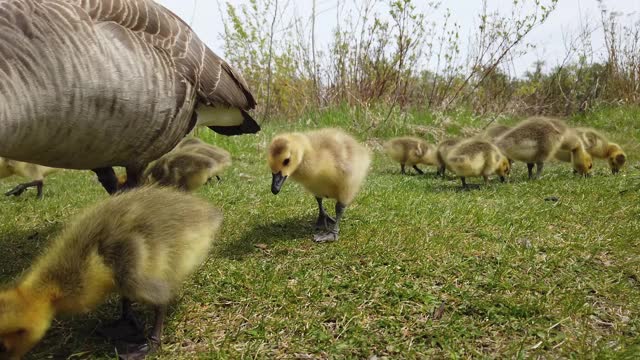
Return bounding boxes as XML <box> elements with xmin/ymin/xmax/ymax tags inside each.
<box><xmin>527</xmin><ymin>163</ymin><xmax>535</xmax><ymax>180</ymax></box>
<box><xmin>93</xmin><ymin>167</ymin><xmax>118</xmax><ymax>195</ymax></box>
<box><xmin>314</xmin><ymin>197</ymin><xmax>336</xmax><ymax>230</ymax></box>
<box><xmin>314</xmin><ymin>202</ymin><xmax>345</xmax><ymax>243</ymax></box>
<box><xmin>413</xmin><ymin>165</ymin><xmax>425</xmax><ymax>175</ymax></box>
<box><xmin>5</xmin><ymin>180</ymin><xmax>44</xmax><ymax>199</ymax></box>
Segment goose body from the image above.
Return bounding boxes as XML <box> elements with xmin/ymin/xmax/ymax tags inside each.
<box><xmin>0</xmin><ymin>157</ymin><xmax>59</xmax><ymax>198</ymax></box>
<box><xmin>0</xmin><ymin>186</ymin><xmax>223</xmax><ymax>359</ymax></box>
<box><xmin>384</xmin><ymin>136</ymin><xmax>438</xmax><ymax>175</ymax></box>
<box><xmin>445</xmin><ymin>139</ymin><xmax>510</xmax><ymax>189</ymax></box>
<box><xmin>0</xmin><ymin>0</ymin><xmax>258</xmax><ymax>193</ymax></box>
<box><xmin>267</xmin><ymin>128</ymin><xmax>371</xmax><ymax>242</ymax></box>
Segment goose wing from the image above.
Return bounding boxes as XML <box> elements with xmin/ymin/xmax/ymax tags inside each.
<box><xmin>80</xmin><ymin>0</ymin><xmax>258</xmax><ymax>133</ymax></box>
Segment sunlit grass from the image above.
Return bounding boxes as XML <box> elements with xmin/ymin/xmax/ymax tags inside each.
<box><xmin>1</xmin><ymin>107</ymin><xmax>639</xmax><ymax>358</ymax></box>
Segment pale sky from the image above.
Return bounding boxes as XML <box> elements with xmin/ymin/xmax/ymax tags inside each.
<box><xmin>156</xmin><ymin>0</ymin><xmax>640</xmax><ymax>76</ymax></box>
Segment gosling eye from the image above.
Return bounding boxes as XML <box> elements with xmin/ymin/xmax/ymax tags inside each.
<box><xmin>283</xmin><ymin>158</ymin><xmax>290</xmax><ymax>166</ymax></box>
<box><xmin>589</xmin><ymin>164</ymin><xmax>593</xmax><ymax>169</ymax></box>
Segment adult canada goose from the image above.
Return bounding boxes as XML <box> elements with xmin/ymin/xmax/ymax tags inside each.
<box><xmin>0</xmin><ymin>187</ymin><xmax>223</xmax><ymax>360</ymax></box>
<box><xmin>0</xmin><ymin>0</ymin><xmax>259</xmax><ymax>195</ymax></box>
<box><xmin>0</xmin><ymin>157</ymin><xmax>59</xmax><ymax>199</ymax></box>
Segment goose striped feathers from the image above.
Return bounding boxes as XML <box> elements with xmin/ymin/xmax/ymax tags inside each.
<box><xmin>0</xmin><ymin>0</ymin><xmax>259</xmax><ymax>171</ymax></box>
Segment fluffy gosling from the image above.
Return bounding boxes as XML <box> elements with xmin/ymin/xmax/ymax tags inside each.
<box><xmin>267</xmin><ymin>128</ymin><xmax>371</xmax><ymax>243</ymax></box>
<box><xmin>0</xmin><ymin>186</ymin><xmax>222</xmax><ymax>359</ymax></box>
<box><xmin>555</xmin><ymin>127</ymin><xmax>626</xmax><ymax>174</ymax></box>
<box><xmin>435</xmin><ymin>138</ymin><xmax>462</xmax><ymax>178</ymax></box>
<box><xmin>384</xmin><ymin>136</ymin><xmax>438</xmax><ymax>175</ymax></box>
<box><xmin>445</xmin><ymin>139</ymin><xmax>511</xmax><ymax>189</ymax></box>
<box><xmin>495</xmin><ymin>117</ymin><xmax>592</xmax><ymax>179</ymax></box>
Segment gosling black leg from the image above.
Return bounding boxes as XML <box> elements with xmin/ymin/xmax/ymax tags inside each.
<box><xmin>314</xmin><ymin>202</ymin><xmax>345</xmax><ymax>243</ymax></box>
<box><xmin>527</xmin><ymin>163</ymin><xmax>534</xmax><ymax>180</ymax></box>
<box><xmin>459</xmin><ymin>177</ymin><xmax>479</xmax><ymax>191</ymax></box>
<box><xmin>93</xmin><ymin>167</ymin><xmax>118</xmax><ymax>195</ymax></box>
<box><xmin>5</xmin><ymin>180</ymin><xmax>44</xmax><ymax>199</ymax></box>
<box><xmin>438</xmin><ymin>165</ymin><xmax>446</xmax><ymax>179</ymax></box>
<box><xmin>400</xmin><ymin>164</ymin><xmax>406</xmax><ymax>175</ymax></box>
<box><xmin>314</xmin><ymin>197</ymin><xmax>336</xmax><ymax>230</ymax></box>
<box><xmin>97</xmin><ymin>298</ymin><xmax>144</xmax><ymax>342</ymax></box>
<box><xmin>118</xmin><ymin>305</ymin><xmax>166</xmax><ymax>360</ymax></box>
<box><xmin>413</xmin><ymin>165</ymin><xmax>425</xmax><ymax>175</ymax></box>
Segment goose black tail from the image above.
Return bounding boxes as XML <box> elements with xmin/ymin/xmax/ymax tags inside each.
<box><xmin>208</xmin><ymin>110</ymin><xmax>261</xmax><ymax>136</ymax></box>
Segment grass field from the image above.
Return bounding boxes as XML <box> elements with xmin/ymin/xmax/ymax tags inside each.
<box><xmin>2</xmin><ymin>107</ymin><xmax>640</xmax><ymax>359</ymax></box>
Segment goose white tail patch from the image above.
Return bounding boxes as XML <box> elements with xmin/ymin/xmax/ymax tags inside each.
<box><xmin>195</xmin><ymin>107</ymin><xmax>244</xmax><ymax>127</ymax></box>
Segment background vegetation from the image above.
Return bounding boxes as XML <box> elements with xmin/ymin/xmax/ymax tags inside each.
<box><xmin>220</xmin><ymin>0</ymin><xmax>639</xmax><ymax>121</ymax></box>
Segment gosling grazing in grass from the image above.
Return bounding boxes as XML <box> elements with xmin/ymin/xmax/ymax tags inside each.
<box><xmin>555</xmin><ymin>127</ymin><xmax>626</xmax><ymax>174</ymax></box>
<box><xmin>445</xmin><ymin>139</ymin><xmax>511</xmax><ymax>189</ymax></box>
<box><xmin>0</xmin><ymin>157</ymin><xmax>59</xmax><ymax>199</ymax></box>
<box><xmin>384</xmin><ymin>137</ymin><xmax>438</xmax><ymax>175</ymax></box>
<box><xmin>267</xmin><ymin>128</ymin><xmax>371</xmax><ymax>243</ymax></box>
<box><xmin>176</xmin><ymin>138</ymin><xmax>232</xmax><ymax>181</ymax></box>
<box><xmin>435</xmin><ymin>138</ymin><xmax>463</xmax><ymax>178</ymax></box>
<box><xmin>495</xmin><ymin>117</ymin><xmax>592</xmax><ymax>179</ymax></box>
<box><xmin>482</xmin><ymin>124</ymin><xmax>512</xmax><ymax>141</ymax></box>
<box><xmin>0</xmin><ymin>186</ymin><xmax>223</xmax><ymax>360</ymax></box>
<box><xmin>144</xmin><ymin>151</ymin><xmax>227</xmax><ymax>192</ymax></box>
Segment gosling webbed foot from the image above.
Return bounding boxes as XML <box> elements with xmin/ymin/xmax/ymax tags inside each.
<box><xmin>5</xmin><ymin>184</ymin><xmax>28</xmax><ymax>197</ymax></box>
<box><xmin>458</xmin><ymin>184</ymin><xmax>481</xmax><ymax>192</ymax></box>
<box><xmin>117</xmin><ymin>337</ymin><xmax>160</xmax><ymax>360</ymax></box>
<box><xmin>314</xmin><ymin>214</ymin><xmax>336</xmax><ymax>230</ymax></box>
<box><xmin>97</xmin><ymin>315</ymin><xmax>145</xmax><ymax>342</ymax></box>
<box><xmin>413</xmin><ymin>165</ymin><xmax>425</xmax><ymax>175</ymax></box>
<box><xmin>313</xmin><ymin>231</ymin><xmax>339</xmax><ymax>243</ymax></box>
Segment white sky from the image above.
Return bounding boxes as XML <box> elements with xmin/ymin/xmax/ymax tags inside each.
<box><xmin>156</xmin><ymin>0</ymin><xmax>640</xmax><ymax>76</ymax></box>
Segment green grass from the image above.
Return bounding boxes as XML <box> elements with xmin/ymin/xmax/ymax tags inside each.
<box><xmin>2</xmin><ymin>106</ymin><xmax>640</xmax><ymax>359</ymax></box>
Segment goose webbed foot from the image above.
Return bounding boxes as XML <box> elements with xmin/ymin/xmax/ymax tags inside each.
<box><xmin>5</xmin><ymin>180</ymin><xmax>43</xmax><ymax>199</ymax></box>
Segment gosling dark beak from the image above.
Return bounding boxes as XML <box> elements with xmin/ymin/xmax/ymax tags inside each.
<box><xmin>271</xmin><ymin>172</ymin><xmax>287</xmax><ymax>195</ymax></box>
<box><xmin>499</xmin><ymin>176</ymin><xmax>506</xmax><ymax>183</ymax></box>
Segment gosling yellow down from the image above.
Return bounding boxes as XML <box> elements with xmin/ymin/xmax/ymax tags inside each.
<box><xmin>267</xmin><ymin>128</ymin><xmax>371</xmax><ymax>243</ymax></box>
